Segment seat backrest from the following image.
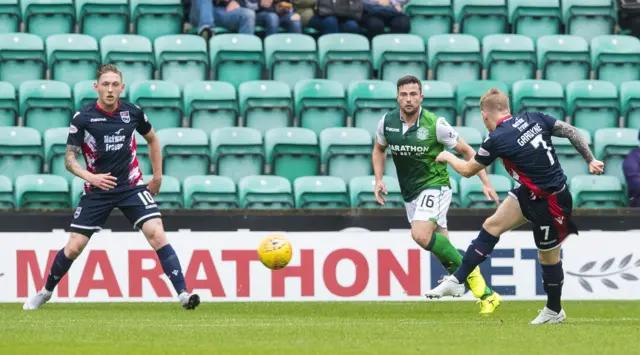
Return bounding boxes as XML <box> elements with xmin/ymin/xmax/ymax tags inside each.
<box><xmin>0</xmin><ymin>33</ymin><xmax>46</xmax><ymax>87</ymax></box>
<box><xmin>509</xmin><ymin>0</ymin><xmax>560</xmax><ymax>22</ymax></box>
<box><xmin>620</xmin><ymin>81</ymin><xmax>640</xmax><ymax>120</ymax></box>
<box><xmin>421</xmin><ymin>80</ymin><xmax>456</xmax><ymax>122</ymax></box>
<box><xmin>594</xmin><ymin>128</ymin><xmax>638</xmax><ymax>160</ymax></box>
<box><xmin>157</xmin><ymin>128</ymin><xmax>209</xmax><ymax>153</ymax></box>
<box><xmin>460</xmin><ymin>174</ymin><xmax>511</xmax><ymax>207</ymax></box>
<box><xmin>452</xmin><ymin>126</ymin><xmax>483</xmax><ymax>150</ymax></box>
<box><xmin>320</xmin><ymin>127</ymin><xmax>372</xmax><ymax>164</ymax></box>
<box><xmin>264</xmin><ymin>127</ymin><xmax>319</xmax><ymax>163</ymax></box>
<box><xmin>371</xmin><ymin>34</ymin><xmax>426</xmax><ymax>70</ymax></box>
<box><xmin>536</xmin><ymin>35</ymin><xmax>589</xmax><ymax>68</ymax></box>
<box><xmin>0</xmin><ymin>175</ymin><xmax>14</xmax><ymax>208</ymax></box>
<box><xmin>238</xmin><ymin>175</ymin><xmax>294</xmax><ymax>208</ymax></box>
<box><xmin>210</xmin><ymin>126</ymin><xmax>263</xmax><ymax>161</ymax></box>
<box><xmin>427</xmin><ymin>34</ymin><xmax>481</xmax><ymax>66</ymax></box>
<box><xmin>128</xmin><ymin>80</ymin><xmax>181</xmax><ymax>109</ymax></box>
<box><xmin>294</xmin><ymin>176</ymin><xmax>349</xmax><ymax>208</ymax></box>
<box><xmin>565</xmin><ymin>80</ymin><xmax>618</xmax><ymax>116</ymax></box>
<box><xmin>294</xmin><ymin>79</ymin><xmax>345</xmax><ymax>117</ymax></box>
<box><xmin>183</xmin><ymin>175</ymin><xmax>237</xmax><ymax>209</ymax></box>
<box><xmin>238</xmin><ymin>80</ymin><xmax>292</xmax><ymax>117</ymax></box>
<box><xmin>19</xmin><ymin>80</ymin><xmax>72</xmax><ymax>115</ymax></box>
<box><xmin>155</xmin><ymin>174</ymin><xmax>182</xmax><ymax>208</ymax></box>
<box><xmin>512</xmin><ymin>80</ymin><xmax>565</xmax><ymax>116</ymax></box>
<box><xmin>45</xmin><ymin>34</ymin><xmax>99</xmax><ymax>69</ymax></box>
<box><xmin>456</xmin><ymin>80</ymin><xmax>510</xmax><ymax>114</ymax></box>
<box><xmin>15</xmin><ymin>174</ymin><xmax>70</xmax><ymax>209</ymax></box>
<box><xmin>155</xmin><ymin>34</ymin><xmax>207</xmax><ymax>63</ymax></box>
<box><xmin>349</xmin><ymin>175</ymin><xmax>403</xmax><ymax>208</ymax></box>
<box><xmin>0</xmin><ymin>81</ymin><xmax>18</xmax><ymax>125</ymax></box>
<box><xmin>570</xmin><ymin>174</ymin><xmax>626</xmax><ymax>207</ymax></box>
<box><xmin>43</xmin><ymin>127</ymin><xmax>70</xmax><ymax>164</ymax></box>
<box><xmin>100</xmin><ymin>34</ymin><xmax>153</xmax><ymax>64</ymax></box>
<box><xmin>483</xmin><ymin>34</ymin><xmax>535</xmax><ymax>63</ymax></box>
<box><xmin>209</xmin><ymin>33</ymin><xmax>263</xmax><ymax>65</ymax></box>
<box><xmin>347</xmin><ymin>80</ymin><xmax>397</xmax><ymax>117</ymax></box>
<box><xmin>183</xmin><ymin>81</ymin><xmax>237</xmax><ymax>120</ymax></box>
<box><xmin>263</xmin><ymin>33</ymin><xmax>317</xmax><ymax>69</ymax></box>
<box><xmin>590</xmin><ymin>35</ymin><xmax>640</xmax><ymax>85</ymax></box>
<box><xmin>317</xmin><ymin>33</ymin><xmax>370</xmax><ymax>68</ymax></box>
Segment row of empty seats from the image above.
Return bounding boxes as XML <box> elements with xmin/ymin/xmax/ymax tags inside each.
<box><xmin>0</xmin><ymin>173</ymin><xmax>627</xmax><ymax>210</ymax></box>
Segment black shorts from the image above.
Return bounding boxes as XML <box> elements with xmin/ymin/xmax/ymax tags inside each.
<box><xmin>509</xmin><ymin>184</ymin><xmax>578</xmax><ymax>251</ymax></box>
<box><xmin>70</xmin><ymin>185</ymin><xmax>161</xmax><ymax>237</ymax></box>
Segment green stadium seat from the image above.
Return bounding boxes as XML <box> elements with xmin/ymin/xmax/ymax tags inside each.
<box><xmin>183</xmin><ymin>81</ymin><xmax>238</xmax><ymax>133</ymax></box>
<box><xmin>0</xmin><ymin>82</ymin><xmax>17</xmax><ymax>126</ymax></box>
<box><xmin>0</xmin><ymin>175</ymin><xmax>14</xmax><ymax>208</ymax></box>
<box><xmin>317</xmin><ymin>33</ymin><xmax>372</xmax><ymax>91</ymax></box>
<box><xmin>404</xmin><ymin>0</ymin><xmax>453</xmax><ymax>43</ymax></box>
<box><xmin>155</xmin><ymin>35</ymin><xmax>208</xmax><ymax>90</ymax></box>
<box><xmin>264</xmin><ymin>34</ymin><xmax>318</xmax><ymax>89</ymax></box>
<box><xmin>71</xmin><ymin>176</ymin><xmax>84</xmax><ymax>207</ymax></box>
<box><xmin>100</xmin><ymin>35</ymin><xmax>154</xmax><ymax>86</ymax></box>
<box><xmin>509</xmin><ymin>0</ymin><xmax>561</xmax><ymax>40</ymax></box>
<box><xmin>130</xmin><ymin>0</ymin><xmax>183</xmax><ymax>42</ymax></box>
<box><xmin>456</xmin><ymin>80</ymin><xmax>509</xmax><ymax>137</ymax></box>
<box><xmin>621</xmin><ymin>81</ymin><xmax>640</xmax><ymax>129</ymax></box>
<box><xmin>157</xmin><ymin>128</ymin><xmax>210</xmax><ymax>182</ymax></box>
<box><xmin>211</xmin><ymin>127</ymin><xmax>264</xmax><ymax>183</ymax></box>
<box><xmin>0</xmin><ymin>0</ymin><xmax>20</xmax><ymax>33</ymax></box>
<box><xmin>427</xmin><ymin>34</ymin><xmax>482</xmax><ymax>89</ymax></box>
<box><xmin>454</xmin><ymin>0</ymin><xmax>507</xmax><ymax>40</ymax></box>
<box><xmin>129</xmin><ymin>80</ymin><xmax>182</xmax><ymax>130</ymax></box>
<box><xmin>183</xmin><ymin>175</ymin><xmax>238</xmax><ymax>209</ymax></box>
<box><xmin>562</xmin><ymin>0</ymin><xmax>615</xmax><ymax>42</ymax></box>
<box><xmin>44</xmin><ymin>127</ymin><xmax>86</xmax><ymax>182</ymax></box>
<box><xmin>483</xmin><ymin>34</ymin><xmax>536</xmax><ymax>89</ymax></box>
<box><xmin>594</xmin><ymin>128</ymin><xmax>638</xmax><ymax>183</ymax></box>
<box><xmin>238</xmin><ymin>175</ymin><xmax>294</xmax><ymax>209</ymax></box>
<box><xmin>265</xmin><ymin>127</ymin><xmax>320</xmax><ymax>183</ymax></box>
<box><xmin>449</xmin><ymin>177</ymin><xmax>460</xmax><ymax>208</ymax></box>
<box><xmin>512</xmin><ymin>80</ymin><xmax>565</xmax><ymax>121</ymax></box>
<box><xmin>238</xmin><ymin>80</ymin><xmax>293</xmax><ymax>134</ymax></box>
<box><xmin>550</xmin><ymin>127</ymin><xmax>591</xmax><ymax>182</ymax></box>
<box><xmin>294</xmin><ymin>176</ymin><xmax>349</xmax><ymax>208</ymax></box>
<box><xmin>133</xmin><ymin>132</ymin><xmax>151</xmax><ymax>176</ymax></box>
<box><xmin>20</xmin><ymin>80</ymin><xmax>73</xmax><ymax>135</ymax></box>
<box><xmin>75</xmin><ymin>0</ymin><xmax>129</xmax><ymax>40</ymax></box>
<box><xmin>0</xmin><ymin>33</ymin><xmax>45</xmax><ymax>89</ymax></box>
<box><xmin>209</xmin><ymin>34</ymin><xmax>264</xmax><ymax>90</ymax></box>
<box><xmin>154</xmin><ymin>175</ymin><xmax>182</xmax><ymax>209</ymax></box>
<box><xmin>21</xmin><ymin>0</ymin><xmax>74</xmax><ymax>40</ymax></box>
<box><xmin>46</xmin><ymin>34</ymin><xmax>100</xmax><ymax>88</ymax></box>
<box><xmin>460</xmin><ymin>174</ymin><xmax>510</xmax><ymax>208</ymax></box>
<box><xmin>372</xmin><ymin>34</ymin><xmax>427</xmax><ymax>84</ymax></box>
<box><xmin>570</xmin><ymin>175</ymin><xmax>626</xmax><ymax>208</ymax></box>
<box><xmin>447</xmin><ymin>126</ymin><xmax>483</xmax><ymax>181</ymax></box>
<box><xmin>347</xmin><ymin>80</ymin><xmax>397</xmax><ymax>138</ymax></box>
<box><xmin>566</xmin><ymin>80</ymin><xmax>619</xmax><ymax>136</ymax></box>
<box><xmin>294</xmin><ymin>79</ymin><xmax>346</xmax><ymax>135</ymax></box>
<box><xmin>421</xmin><ymin>81</ymin><xmax>456</xmax><ymax>125</ymax></box>
<box><xmin>0</xmin><ymin>127</ymin><xmax>43</xmax><ymax>182</ymax></box>
<box><xmin>15</xmin><ymin>174</ymin><xmax>70</xmax><ymax>209</ymax></box>
<box><xmin>591</xmin><ymin>35</ymin><xmax>640</xmax><ymax>88</ymax></box>
<box><xmin>537</xmin><ymin>35</ymin><xmax>590</xmax><ymax>87</ymax></box>
<box><xmin>349</xmin><ymin>175</ymin><xmax>403</xmax><ymax>208</ymax></box>
<box><xmin>321</xmin><ymin>127</ymin><xmax>373</xmax><ymax>184</ymax></box>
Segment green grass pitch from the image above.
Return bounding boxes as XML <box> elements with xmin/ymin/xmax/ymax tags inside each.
<box><xmin>1</xmin><ymin>301</ymin><xmax>639</xmax><ymax>354</ymax></box>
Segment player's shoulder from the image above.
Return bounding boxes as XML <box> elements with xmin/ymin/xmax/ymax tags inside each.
<box><xmin>119</xmin><ymin>101</ymin><xmax>143</xmax><ymax>114</ymax></box>
<box><xmin>73</xmin><ymin>103</ymin><xmax>98</xmax><ymax>121</ymax></box>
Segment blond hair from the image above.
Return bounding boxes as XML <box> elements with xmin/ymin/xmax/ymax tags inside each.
<box><xmin>96</xmin><ymin>64</ymin><xmax>122</xmax><ymax>81</ymax></box>
<box><xmin>479</xmin><ymin>88</ymin><xmax>510</xmax><ymax>113</ymax></box>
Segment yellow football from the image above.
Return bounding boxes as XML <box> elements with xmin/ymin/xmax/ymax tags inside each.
<box><xmin>257</xmin><ymin>234</ymin><xmax>293</xmax><ymax>270</ymax></box>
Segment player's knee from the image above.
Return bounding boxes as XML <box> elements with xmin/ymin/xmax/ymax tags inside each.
<box><xmin>141</xmin><ymin>218</ymin><xmax>168</xmax><ymax>250</ymax></box>
<box><xmin>411</xmin><ymin>223</ymin><xmax>435</xmax><ymax>248</ymax></box>
<box><xmin>538</xmin><ymin>249</ymin><xmax>561</xmax><ymax>265</ymax></box>
<box><xmin>65</xmin><ymin>233</ymin><xmax>89</xmax><ymax>259</ymax></box>
<box><xmin>482</xmin><ymin>216</ymin><xmax>505</xmax><ymax>237</ymax></box>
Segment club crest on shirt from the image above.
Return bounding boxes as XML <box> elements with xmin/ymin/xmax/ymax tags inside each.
<box><xmin>120</xmin><ymin>111</ymin><xmax>130</xmax><ymax>123</ymax></box>
<box><xmin>417</xmin><ymin>127</ymin><xmax>429</xmax><ymax>141</ymax></box>
<box><xmin>74</xmin><ymin>207</ymin><xmax>82</xmax><ymax>219</ymax></box>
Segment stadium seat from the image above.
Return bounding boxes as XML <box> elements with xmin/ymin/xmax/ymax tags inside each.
<box><xmin>0</xmin><ymin>175</ymin><xmax>14</xmax><ymax>208</ymax></box>
<box><xmin>0</xmin><ymin>33</ymin><xmax>45</xmax><ymax>89</ymax></box>
<box><xmin>155</xmin><ymin>35</ymin><xmax>208</xmax><ymax>90</ymax></box>
<box><xmin>19</xmin><ymin>80</ymin><xmax>73</xmax><ymax>135</ymax></box>
<box><xmin>317</xmin><ymin>33</ymin><xmax>372</xmax><ymax>91</ymax></box>
<box><xmin>456</xmin><ymin>80</ymin><xmax>509</xmax><ymax>137</ymax></box>
<box><xmin>265</xmin><ymin>128</ymin><xmax>320</xmax><ymax>183</ymax></box>
<box><xmin>183</xmin><ymin>175</ymin><xmax>238</xmax><ymax>209</ymax></box>
<box><xmin>0</xmin><ymin>82</ymin><xmax>17</xmax><ymax>126</ymax></box>
<box><xmin>537</xmin><ymin>35</ymin><xmax>590</xmax><ymax>87</ymax></box>
<box><xmin>512</xmin><ymin>80</ymin><xmax>565</xmax><ymax>121</ymax></box>
<box><xmin>454</xmin><ymin>0</ymin><xmax>508</xmax><ymax>40</ymax></box>
<box><xmin>321</xmin><ymin>127</ymin><xmax>373</xmax><ymax>184</ymax></box>
<box><xmin>44</xmin><ymin>127</ymin><xmax>86</xmax><ymax>182</ymax></box>
<box><xmin>561</xmin><ymin>0</ymin><xmax>615</xmax><ymax>42</ymax></box>
<box><xmin>238</xmin><ymin>81</ymin><xmax>293</xmax><ymax>134</ymax></box>
<box><xmin>0</xmin><ymin>127</ymin><xmax>43</xmax><ymax>182</ymax></box>
<box><xmin>264</xmin><ymin>34</ymin><xmax>318</xmax><ymax>89</ymax></box>
<box><xmin>427</xmin><ymin>34</ymin><xmax>482</xmax><ymax>89</ymax></box>
<box><xmin>404</xmin><ymin>0</ymin><xmax>453</xmax><ymax>43</ymax></box>
<box><xmin>594</xmin><ymin>128</ymin><xmax>638</xmax><ymax>183</ymax></box>
<box><xmin>591</xmin><ymin>35</ymin><xmax>640</xmax><ymax>87</ymax></box>
<box><xmin>349</xmin><ymin>175</ymin><xmax>403</xmax><ymax>208</ymax></box>
<box><xmin>46</xmin><ymin>34</ymin><xmax>100</xmax><ymax>88</ymax></box>
<box><xmin>566</xmin><ymin>80</ymin><xmax>619</xmax><ymax>136</ymax></box>
<box><xmin>294</xmin><ymin>79</ymin><xmax>346</xmax><ymax>135</ymax></box>
<box><xmin>15</xmin><ymin>174</ymin><xmax>70</xmax><ymax>209</ymax></box>
<box><xmin>483</xmin><ymin>34</ymin><xmax>536</xmax><ymax>89</ymax></box>
<box><xmin>133</xmin><ymin>132</ymin><xmax>151</xmax><ymax>176</ymax></box>
<box><xmin>460</xmin><ymin>175</ymin><xmax>510</xmax><ymax>208</ymax></box>
<box><xmin>183</xmin><ymin>81</ymin><xmax>238</xmax><ymax>133</ymax></box>
<box><xmin>238</xmin><ymin>175</ymin><xmax>294</xmax><ymax>209</ymax></box>
<box><xmin>347</xmin><ymin>80</ymin><xmax>397</xmax><ymax>138</ymax></box>
<box><xmin>294</xmin><ymin>176</ymin><xmax>349</xmax><ymax>208</ymax></box>
<box><xmin>371</xmin><ymin>34</ymin><xmax>427</xmax><ymax>84</ymax></box>
<box><xmin>421</xmin><ymin>81</ymin><xmax>456</xmax><ymax>125</ymax></box>
<box><xmin>100</xmin><ymin>35</ymin><xmax>154</xmax><ymax>86</ymax></box>
<box><xmin>130</xmin><ymin>0</ymin><xmax>183</xmax><ymax>42</ymax></box>
<box><xmin>157</xmin><ymin>128</ymin><xmax>210</xmax><ymax>182</ymax></box>
<box><xmin>70</xmin><ymin>176</ymin><xmax>84</xmax><ymax>207</ymax></box>
<box><xmin>509</xmin><ymin>0</ymin><xmax>561</xmax><ymax>40</ymax></box>
<box><xmin>75</xmin><ymin>0</ymin><xmax>129</xmax><ymax>40</ymax></box>
<box><xmin>0</xmin><ymin>0</ymin><xmax>20</xmax><ymax>33</ymax></box>
<box><xmin>154</xmin><ymin>175</ymin><xmax>182</xmax><ymax>209</ymax></box>
<box><xmin>621</xmin><ymin>81</ymin><xmax>640</xmax><ymax>129</ymax></box>
<box><xmin>570</xmin><ymin>175</ymin><xmax>626</xmax><ymax>208</ymax></box>
<box><xmin>550</xmin><ymin>127</ymin><xmax>591</xmax><ymax>181</ymax></box>
<box><xmin>211</xmin><ymin>127</ymin><xmax>264</xmax><ymax>183</ymax></box>
<box><xmin>449</xmin><ymin>177</ymin><xmax>460</xmax><ymax>208</ymax></box>
<box><xmin>209</xmin><ymin>34</ymin><xmax>264</xmax><ymax>89</ymax></box>
<box><xmin>21</xmin><ymin>0</ymin><xmax>74</xmax><ymax>40</ymax></box>
<box><xmin>129</xmin><ymin>80</ymin><xmax>182</xmax><ymax>130</ymax></box>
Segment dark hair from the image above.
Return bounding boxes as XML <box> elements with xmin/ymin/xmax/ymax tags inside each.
<box><xmin>96</xmin><ymin>64</ymin><xmax>122</xmax><ymax>81</ymax></box>
<box><xmin>397</xmin><ymin>76</ymin><xmax>422</xmax><ymax>93</ymax></box>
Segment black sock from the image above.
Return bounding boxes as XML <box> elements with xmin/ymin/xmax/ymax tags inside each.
<box><xmin>453</xmin><ymin>228</ymin><xmax>499</xmax><ymax>282</ymax></box>
<box><xmin>44</xmin><ymin>249</ymin><xmax>74</xmax><ymax>292</ymax></box>
<box><xmin>157</xmin><ymin>244</ymin><xmax>187</xmax><ymax>295</ymax></box>
<box><xmin>542</xmin><ymin>261</ymin><xmax>564</xmax><ymax>313</ymax></box>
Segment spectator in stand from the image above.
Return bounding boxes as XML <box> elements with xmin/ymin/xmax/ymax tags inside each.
<box><xmin>361</xmin><ymin>0</ymin><xmax>410</xmax><ymax>38</ymax></box>
<box><xmin>295</xmin><ymin>0</ymin><xmax>360</xmax><ymax>34</ymax></box>
<box><xmin>187</xmin><ymin>0</ymin><xmax>256</xmax><ymax>38</ymax></box>
<box><xmin>240</xmin><ymin>0</ymin><xmax>302</xmax><ymax>35</ymax></box>
<box><xmin>623</xmin><ymin>130</ymin><xmax>640</xmax><ymax>207</ymax></box>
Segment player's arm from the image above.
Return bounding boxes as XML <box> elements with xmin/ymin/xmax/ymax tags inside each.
<box><xmin>64</xmin><ymin>144</ymin><xmax>91</xmax><ymax>180</ymax></box>
<box><xmin>549</xmin><ymin>119</ymin><xmax>604</xmax><ymax>174</ymax></box>
<box><xmin>452</xmin><ymin>137</ymin><xmax>499</xmax><ymax>203</ymax></box>
<box><xmin>437</xmin><ymin>151</ymin><xmax>488</xmax><ymax>178</ymax></box>
<box><xmin>372</xmin><ymin>117</ymin><xmax>389</xmax><ymax>205</ymax></box>
<box><xmin>137</xmin><ymin>109</ymin><xmax>163</xmax><ymax>194</ymax></box>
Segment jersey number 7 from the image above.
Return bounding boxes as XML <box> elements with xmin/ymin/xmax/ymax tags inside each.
<box><xmin>530</xmin><ymin>134</ymin><xmax>555</xmax><ymax>166</ymax></box>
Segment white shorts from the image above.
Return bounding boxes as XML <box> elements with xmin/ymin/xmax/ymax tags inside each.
<box><xmin>405</xmin><ymin>187</ymin><xmax>453</xmax><ymax>228</ymax></box>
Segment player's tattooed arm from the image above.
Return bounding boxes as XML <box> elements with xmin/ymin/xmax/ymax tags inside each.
<box><xmin>551</xmin><ymin>121</ymin><xmax>594</xmax><ymax>163</ymax></box>
<box><xmin>64</xmin><ymin>145</ymin><xmax>84</xmax><ymax>174</ymax></box>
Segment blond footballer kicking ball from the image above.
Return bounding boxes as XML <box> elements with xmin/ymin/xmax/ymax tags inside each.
<box><xmin>257</xmin><ymin>234</ymin><xmax>292</xmax><ymax>270</ymax></box>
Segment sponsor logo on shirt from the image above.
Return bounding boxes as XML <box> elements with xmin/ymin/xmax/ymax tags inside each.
<box><xmin>69</xmin><ymin>124</ymin><xmax>78</xmax><ymax>134</ymax></box>
<box><xmin>120</xmin><ymin>111</ymin><xmax>130</xmax><ymax>123</ymax></box>
<box><xmin>416</xmin><ymin>127</ymin><xmax>429</xmax><ymax>141</ymax></box>
<box><xmin>478</xmin><ymin>147</ymin><xmax>490</xmax><ymax>157</ymax></box>
<box><xmin>385</xmin><ymin>127</ymin><xmax>400</xmax><ymax>132</ymax></box>
<box><xmin>91</xmin><ymin>118</ymin><xmax>107</xmax><ymax>122</ymax></box>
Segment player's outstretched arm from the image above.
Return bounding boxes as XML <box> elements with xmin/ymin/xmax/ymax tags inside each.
<box><xmin>453</xmin><ymin>138</ymin><xmax>499</xmax><ymax>203</ymax></box>
<box><xmin>143</xmin><ymin>128</ymin><xmax>163</xmax><ymax>195</ymax></box>
<box><xmin>551</xmin><ymin>120</ymin><xmax>604</xmax><ymax>174</ymax></box>
<box><xmin>436</xmin><ymin>151</ymin><xmax>487</xmax><ymax>178</ymax></box>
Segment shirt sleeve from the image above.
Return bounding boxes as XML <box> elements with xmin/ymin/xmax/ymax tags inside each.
<box><xmin>66</xmin><ymin>111</ymin><xmax>86</xmax><ymax>147</ymax></box>
<box><xmin>435</xmin><ymin>117</ymin><xmax>459</xmax><ymax>149</ymax></box>
<box><xmin>135</xmin><ymin>107</ymin><xmax>152</xmax><ymax>136</ymax></box>
<box><xmin>474</xmin><ymin>135</ymin><xmax>499</xmax><ymax>166</ymax></box>
<box><xmin>375</xmin><ymin>116</ymin><xmax>387</xmax><ymax>146</ymax></box>
<box><xmin>536</xmin><ymin>112</ymin><xmax>557</xmax><ymax>131</ymax></box>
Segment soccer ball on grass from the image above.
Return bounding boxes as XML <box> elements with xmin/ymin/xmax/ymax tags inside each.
<box><xmin>257</xmin><ymin>234</ymin><xmax>292</xmax><ymax>270</ymax></box>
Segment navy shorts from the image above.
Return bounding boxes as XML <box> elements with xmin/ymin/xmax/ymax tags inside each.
<box><xmin>70</xmin><ymin>185</ymin><xmax>161</xmax><ymax>237</ymax></box>
<box><xmin>509</xmin><ymin>184</ymin><xmax>578</xmax><ymax>251</ymax></box>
